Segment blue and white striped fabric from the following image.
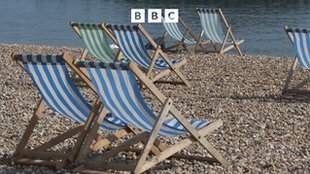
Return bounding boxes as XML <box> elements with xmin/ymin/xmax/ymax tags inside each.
<box><xmin>197</xmin><ymin>9</ymin><xmax>230</xmax><ymax>44</ymax></box>
<box><xmin>286</xmin><ymin>28</ymin><xmax>310</xmax><ymax>70</ymax></box>
<box><xmin>16</xmin><ymin>54</ymin><xmax>125</xmax><ymax>131</ymax></box>
<box><xmin>107</xmin><ymin>24</ymin><xmax>179</xmax><ymax>70</ymax></box>
<box><xmin>77</xmin><ymin>61</ymin><xmax>211</xmax><ymax>137</ymax></box>
<box><xmin>162</xmin><ymin>18</ymin><xmax>196</xmax><ymax>45</ymax></box>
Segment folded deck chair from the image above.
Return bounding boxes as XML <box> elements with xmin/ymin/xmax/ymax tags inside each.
<box><xmin>196</xmin><ymin>8</ymin><xmax>244</xmax><ymax>55</ymax></box>
<box><xmin>75</xmin><ymin>60</ymin><xmax>228</xmax><ymax>174</ymax></box>
<box><xmin>282</xmin><ymin>27</ymin><xmax>310</xmax><ymax>94</ymax></box>
<box><xmin>11</xmin><ymin>53</ymin><xmax>126</xmax><ymax>169</ymax></box>
<box><xmin>102</xmin><ymin>23</ymin><xmax>191</xmax><ymax>87</ymax></box>
<box><xmin>161</xmin><ymin>16</ymin><xmax>210</xmax><ymax>53</ymax></box>
<box><xmin>70</xmin><ymin>22</ymin><xmax>119</xmax><ymax>61</ymax></box>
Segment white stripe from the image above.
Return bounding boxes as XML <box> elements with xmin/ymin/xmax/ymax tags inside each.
<box><xmin>36</xmin><ymin>64</ymin><xmax>77</xmax><ymax>119</ymax></box>
<box><xmin>54</xmin><ymin>64</ymin><xmax>91</xmax><ymax>115</ymax></box>
<box><xmin>90</xmin><ymin>68</ymin><xmax>136</xmax><ymax>127</ymax></box>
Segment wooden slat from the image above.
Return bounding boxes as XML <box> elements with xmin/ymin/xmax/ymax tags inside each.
<box><xmin>139</xmin><ymin>120</ymin><xmax>224</xmax><ymax>173</ymax></box>
<box><xmin>36</xmin><ymin>125</ymin><xmax>83</xmax><ymax>151</ymax></box>
<box><xmin>15</xmin><ymin>158</ymin><xmax>56</xmax><ymax>167</ymax></box>
<box><xmin>135</xmin><ymin>99</ymin><xmax>172</xmax><ymax>173</ymax></box>
<box><xmin>14</xmin><ymin>99</ymin><xmax>46</xmax><ymax>155</ymax></box>
<box><xmin>18</xmin><ymin>150</ymin><xmax>70</xmax><ymax>159</ymax></box>
<box><xmin>221</xmin><ymin>39</ymin><xmax>244</xmax><ymax>54</ymax></box>
<box><xmin>91</xmin><ymin>128</ymin><xmax>130</xmax><ymax>151</ymax></box>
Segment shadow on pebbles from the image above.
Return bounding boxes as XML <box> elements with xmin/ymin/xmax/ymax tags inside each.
<box><xmin>0</xmin><ymin>44</ymin><xmax>309</xmax><ymax>173</ymax></box>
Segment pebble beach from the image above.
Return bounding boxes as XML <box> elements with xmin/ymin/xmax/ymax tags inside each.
<box><xmin>0</xmin><ymin>44</ymin><xmax>309</xmax><ymax>173</ymax></box>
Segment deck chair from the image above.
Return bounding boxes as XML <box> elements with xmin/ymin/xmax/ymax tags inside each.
<box><xmin>75</xmin><ymin>60</ymin><xmax>228</xmax><ymax>174</ymax></box>
<box><xmin>70</xmin><ymin>22</ymin><xmax>118</xmax><ymax>62</ymax></box>
<box><xmin>11</xmin><ymin>53</ymin><xmax>127</xmax><ymax>169</ymax></box>
<box><xmin>102</xmin><ymin>23</ymin><xmax>191</xmax><ymax>87</ymax></box>
<box><xmin>161</xmin><ymin>16</ymin><xmax>210</xmax><ymax>53</ymax></box>
<box><xmin>196</xmin><ymin>8</ymin><xmax>244</xmax><ymax>55</ymax></box>
<box><xmin>282</xmin><ymin>27</ymin><xmax>310</xmax><ymax>94</ymax></box>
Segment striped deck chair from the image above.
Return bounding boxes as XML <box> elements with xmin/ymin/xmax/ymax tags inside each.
<box><xmin>70</xmin><ymin>22</ymin><xmax>118</xmax><ymax>62</ymax></box>
<box><xmin>11</xmin><ymin>53</ymin><xmax>126</xmax><ymax>169</ymax></box>
<box><xmin>75</xmin><ymin>61</ymin><xmax>228</xmax><ymax>174</ymax></box>
<box><xmin>161</xmin><ymin>16</ymin><xmax>209</xmax><ymax>53</ymax></box>
<box><xmin>283</xmin><ymin>26</ymin><xmax>310</xmax><ymax>94</ymax></box>
<box><xmin>102</xmin><ymin>23</ymin><xmax>191</xmax><ymax>87</ymax></box>
<box><xmin>196</xmin><ymin>8</ymin><xmax>244</xmax><ymax>55</ymax></box>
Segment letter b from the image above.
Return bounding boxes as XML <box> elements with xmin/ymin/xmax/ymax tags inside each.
<box><xmin>148</xmin><ymin>9</ymin><xmax>162</xmax><ymax>23</ymax></box>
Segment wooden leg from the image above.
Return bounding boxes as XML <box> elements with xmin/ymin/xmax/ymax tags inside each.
<box><xmin>138</xmin><ymin>120</ymin><xmax>226</xmax><ymax>173</ymax></box>
<box><xmin>69</xmin><ymin>98</ymin><xmax>103</xmax><ymax>162</ymax></box>
<box><xmin>152</xmin><ymin>59</ymin><xmax>187</xmax><ymax>83</ymax></box>
<box><xmin>219</xmin><ymin>29</ymin><xmax>230</xmax><ymax>55</ymax></box>
<box><xmin>227</xmin><ymin>30</ymin><xmax>243</xmax><ymax>56</ymax></box>
<box><xmin>293</xmin><ymin>77</ymin><xmax>310</xmax><ymax>91</ymax></box>
<box><xmin>283</xmin><ymin>57</ymin><xmax>298</xmax><ymax>94</ymax></box>
<box><xmin>221</xmin><ymin>40</ymin><xmax>244</xmax><ymax>55</ymax></box>
<box><xmin>195</xmin><ymin>30</ymin><xmax>204</xmax><ymax>52</ymax></box>
<box><xmin>80</xmin><ymin>48</ymin><xmax>88</xmax><ymax>60</ymax></box>
<box><xmin>167</xmin><ymin>110</ymin><xmax>229</xmax><ymax>166</ymax></box>
<box><xmin>76</xmin><ymin>106</ymin><xmax>110</xmax><ymax>161</ymax></box>
<box><xmin>15</xmin><ymin>100</ymin><xmax>46</xmax><ymax>156</ymax></box>
<box><xmin>35</xmin><ymin>126</ymin><xmax>84</xmax><ymax>151</ymax></box>
<box><xmin>134</xmin><ymin>98</ymin><xmax>172</xmax><ymax>174</ymax></box>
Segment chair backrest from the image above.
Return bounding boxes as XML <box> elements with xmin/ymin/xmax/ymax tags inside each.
<box><xmin>107</xmin><ymin>24</ymin><xmax>169</xmax><ymax>70</ymax></box>
<box><xmin>286</xmin><ymin>28</ymin><xmax>310</xmax><ymax>70</ymax></box>
<box><xmin>106</xmin><ymin>25</ymin><xmax>153</xmax><ymax>68</ymax></box>
<box><xmin>15</xmin><ymin>54</ymin><xmax>124</xmax><ymax>130</ymax></box>
<box><xmin>77</xmin><ymin>61</ymin><xmax>190</xmax><ymax>136</ymax></box>
<box><xmin>71</xmin><ymin>23</ymin><xmax>115</xmax><ymax>62</ymax></box>
<box><xmin>196</xmin><ymin>8</ymin><xmax>225</xmax><ymax>44</ymax></box>
<box><xmin>162</xmin><ymin>17</ymin><xmax>196</xmax><ymax>45</ymax></box>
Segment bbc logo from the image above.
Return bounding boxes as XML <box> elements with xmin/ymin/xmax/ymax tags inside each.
<box><xmin>131</xmin><ymin>9</ymin><xmax>179</xmax><ymax>23</ymax></box>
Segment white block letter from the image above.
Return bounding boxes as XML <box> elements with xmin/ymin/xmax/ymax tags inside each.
<box><xmin>148</xmin><ymin>9</ymin><xmax>162</xmax><ymax>23</ymax></box>
<box><xmin>164</xmin><ymin>9</ymin><xmax>178</xmax><ymax>23</ymax></box>
<box><xmin>131</xmin><ymin>9</ymin><xmax>145</xmax><ymax>23</ymax></box>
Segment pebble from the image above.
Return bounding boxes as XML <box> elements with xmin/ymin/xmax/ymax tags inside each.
<box><xmin>0</xmin><ymin>44</ymin><xmax>309</xmax><ymax>173</ymax></box>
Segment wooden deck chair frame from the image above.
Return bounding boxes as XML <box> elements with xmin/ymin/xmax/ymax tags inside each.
<box><xmin>61</xmin><ymin>54</ymin><xmax>180</xmax><ymax>162</ymax></box>
<box><xmin>160</xmin><ymin>16</ymin><xmax>211</xmax><ymax>53</ymax></box>
<box><xmin>70</xmin><ymin>22</ymin><xmax>121</xmax><ymax>62</ymax></box>
<box><xmin>75</xmin><ymin>61</ymin><xmax>228</xmax><ymax>174</ymax></box>
<box><xmin>11</xmin><ymin>53</ymin><xmax>148</xmax><ymax>169</ymax></box>
<box><xmin>282</xmin><ymin>26</ymin><xmax>310</xmax><ymax>94</ymax></box>
<box><xmin>101</xmin><ymin>23</ymin><xmax>191</xmax><ymax>87</ymax></box>
<box><xmin>195</xmin><ymin>8</ymin><xmax>244</xmax><ymax>56</ymax></box>
<box><xmin>11</xmin><ymin>53</ymin><xmax>110</xmax><ymax>169</ymax></box>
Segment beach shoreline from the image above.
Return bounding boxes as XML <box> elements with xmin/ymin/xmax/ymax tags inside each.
<box><xmin>0</xmin><ymin>44</ymin><xmax>308</xmax><ymax>173</ymax></box>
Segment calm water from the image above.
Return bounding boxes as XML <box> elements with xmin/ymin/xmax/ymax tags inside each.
<box><xmin>0</xmin><ymin>0</ymin><xmax>309</xmax><ymax>56</ymax></box>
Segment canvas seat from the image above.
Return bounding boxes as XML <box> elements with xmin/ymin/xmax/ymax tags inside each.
<box><xmin>75</xmin><ymin>60</ymin><xmax>228</xmax><ymax>173</ymax></box>
<box><xmin>196</xmin><ymin>8</ymin><xmax>244</xmax><ymax>55</ymax></box>
<box><xmin>102</xmin><ymin>23</ymin><xmax>191</xmax><ymax>86</ymax></box>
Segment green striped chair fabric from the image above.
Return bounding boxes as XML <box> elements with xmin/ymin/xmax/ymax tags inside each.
<box><xmin>73</xmin><ymin>23</ymin><xmax>115</xmax><ymax>62</ymax></box>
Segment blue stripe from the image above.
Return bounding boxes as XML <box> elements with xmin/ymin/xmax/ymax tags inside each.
<box><xmin>18</xmin><ymin>54</ymin><xmax>124</xmax><ymax>131</ymax></box>
<box><xmin>106</xmin><ymin>69</ymin><xmax>151</xmax><ymax>131</ymax></box>
<box><xmin>24</xmin><ymin>58</ymin><xmax>68</xmax><ymax>117</ymax></box>
<box><xmin>40</xmin><ymin>57</ymin><xmax>79</xmax><ymax>119</ymax></box>
<box><xmin>88</xmin><ymin>67</ymin><xmax>132</xmax><ymax>126</ymax></box>
<box><xmin>51</xmin><ymin>60</ymin><xmax>90</xmax><ymax>119</ymax></box>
